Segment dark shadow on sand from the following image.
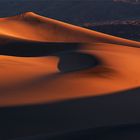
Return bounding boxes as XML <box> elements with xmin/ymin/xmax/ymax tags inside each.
<box><xmin>12</xmin><ymin>123</ymin><xmax>140</xmax><ymax>140</ymax></box>
<box><xmin>57</xmin><ymin>52</ymin><xmax>99</xmax><ymax>73</ymax></box>
<box><xmin>1</xmin><ymin>87</ymin><xmax>140</xmax><ymax>139</ymax></box>
<box><xmin>0</xmin><ymin>41</ymin><xmax>81</xmax><ymax>56</ymax></box>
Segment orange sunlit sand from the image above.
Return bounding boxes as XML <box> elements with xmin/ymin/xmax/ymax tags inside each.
<box><xmin>1</xmin><ymin>12</ymin><xmax>140</xmax><ymax>107</ymax></box>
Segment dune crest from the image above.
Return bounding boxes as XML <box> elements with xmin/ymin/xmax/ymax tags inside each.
<box><xmin>0</xmin><ymin>12</ymin><xmax>139</xmax><ymax>47</ymax></box>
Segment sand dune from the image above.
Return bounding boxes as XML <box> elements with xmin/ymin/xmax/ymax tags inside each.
<box><xmin>1</xmin><ymin>12</ymin><xmax>140</xmax><ymax>139</ymax></box>
<box><xmin>0</xmin><ymin>12</ymin><xmax>140</xmax><ymax>106</ymax></box>
<box><xmin>0</xmin><ymin>12</ymin><xmax>140</xmax><ymax>47</ymax></box>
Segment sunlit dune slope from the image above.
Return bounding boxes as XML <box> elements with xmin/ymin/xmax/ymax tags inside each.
<box><xmin>0</xmin><ymin>12</ymin><xmax>140</xmax><ymax>107</ymax></box>
<box><xmin>0</xmin><ymin>12</ymin><xmax>140</xmax><ymax>47</ymax></box>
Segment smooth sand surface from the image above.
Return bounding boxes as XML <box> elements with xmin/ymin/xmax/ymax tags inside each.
<box><xmin>1</xmin><ymin>12</ymin><xmax>140</xmax><ymax>140</ymax></box>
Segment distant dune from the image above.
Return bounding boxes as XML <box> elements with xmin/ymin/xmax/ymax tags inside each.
<box><xmin>0</xmin><ymin>12</ymin><xmax>140</xmax><ymax>46</ymax></box>
<box><xmin>1</xmin><ymin>12</ymin><xmax>140</xmax><ymax>140</ymax></box>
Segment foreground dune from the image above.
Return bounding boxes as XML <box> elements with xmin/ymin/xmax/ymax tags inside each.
<box><xmin>0</xmin><ymin>12</ymin><xmax>140</xmax><ymax>107</ymax></box>
<box><xmin>1</xmin><ymin>12</ymin><xmax>140</xmax><ymax>139</ymax></box>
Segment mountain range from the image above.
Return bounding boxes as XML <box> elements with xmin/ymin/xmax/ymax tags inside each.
<box><xmin>113</xmin><ymin>0</ymin><xmax>140</xmax><ymax>4</ymax></box>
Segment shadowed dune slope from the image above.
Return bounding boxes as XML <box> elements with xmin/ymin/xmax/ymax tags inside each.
<box><xmin>2</xmin><ymin>87</ymin><xmax>140</xmax><ymax>140</ymax></box>
<box><xmin>12</xmin><ymin>124</ymin><xmax>140</xmax><ymax>140</ymax></box>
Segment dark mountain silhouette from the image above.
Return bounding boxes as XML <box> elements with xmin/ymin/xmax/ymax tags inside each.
<box><xmin>83</xmin><ymin>20</ymin><xmax>140</xmax><ymax>41</ymax></box>
<box><xmin>113</xmin><ymin>0</ymin><xmax>140</xmax><ymax>4</ymax></box>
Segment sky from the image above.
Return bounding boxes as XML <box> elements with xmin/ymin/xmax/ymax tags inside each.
<box><xmin>0</xmin><ymin>0</ymin><xmax>139</xmax><ymax>24</ymax></box>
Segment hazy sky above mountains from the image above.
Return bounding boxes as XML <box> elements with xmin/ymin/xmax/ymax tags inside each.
<box><xmin>0</xmin><ymin>0</ymin><xmax>139</xmax><ymax>24</ymax></box>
